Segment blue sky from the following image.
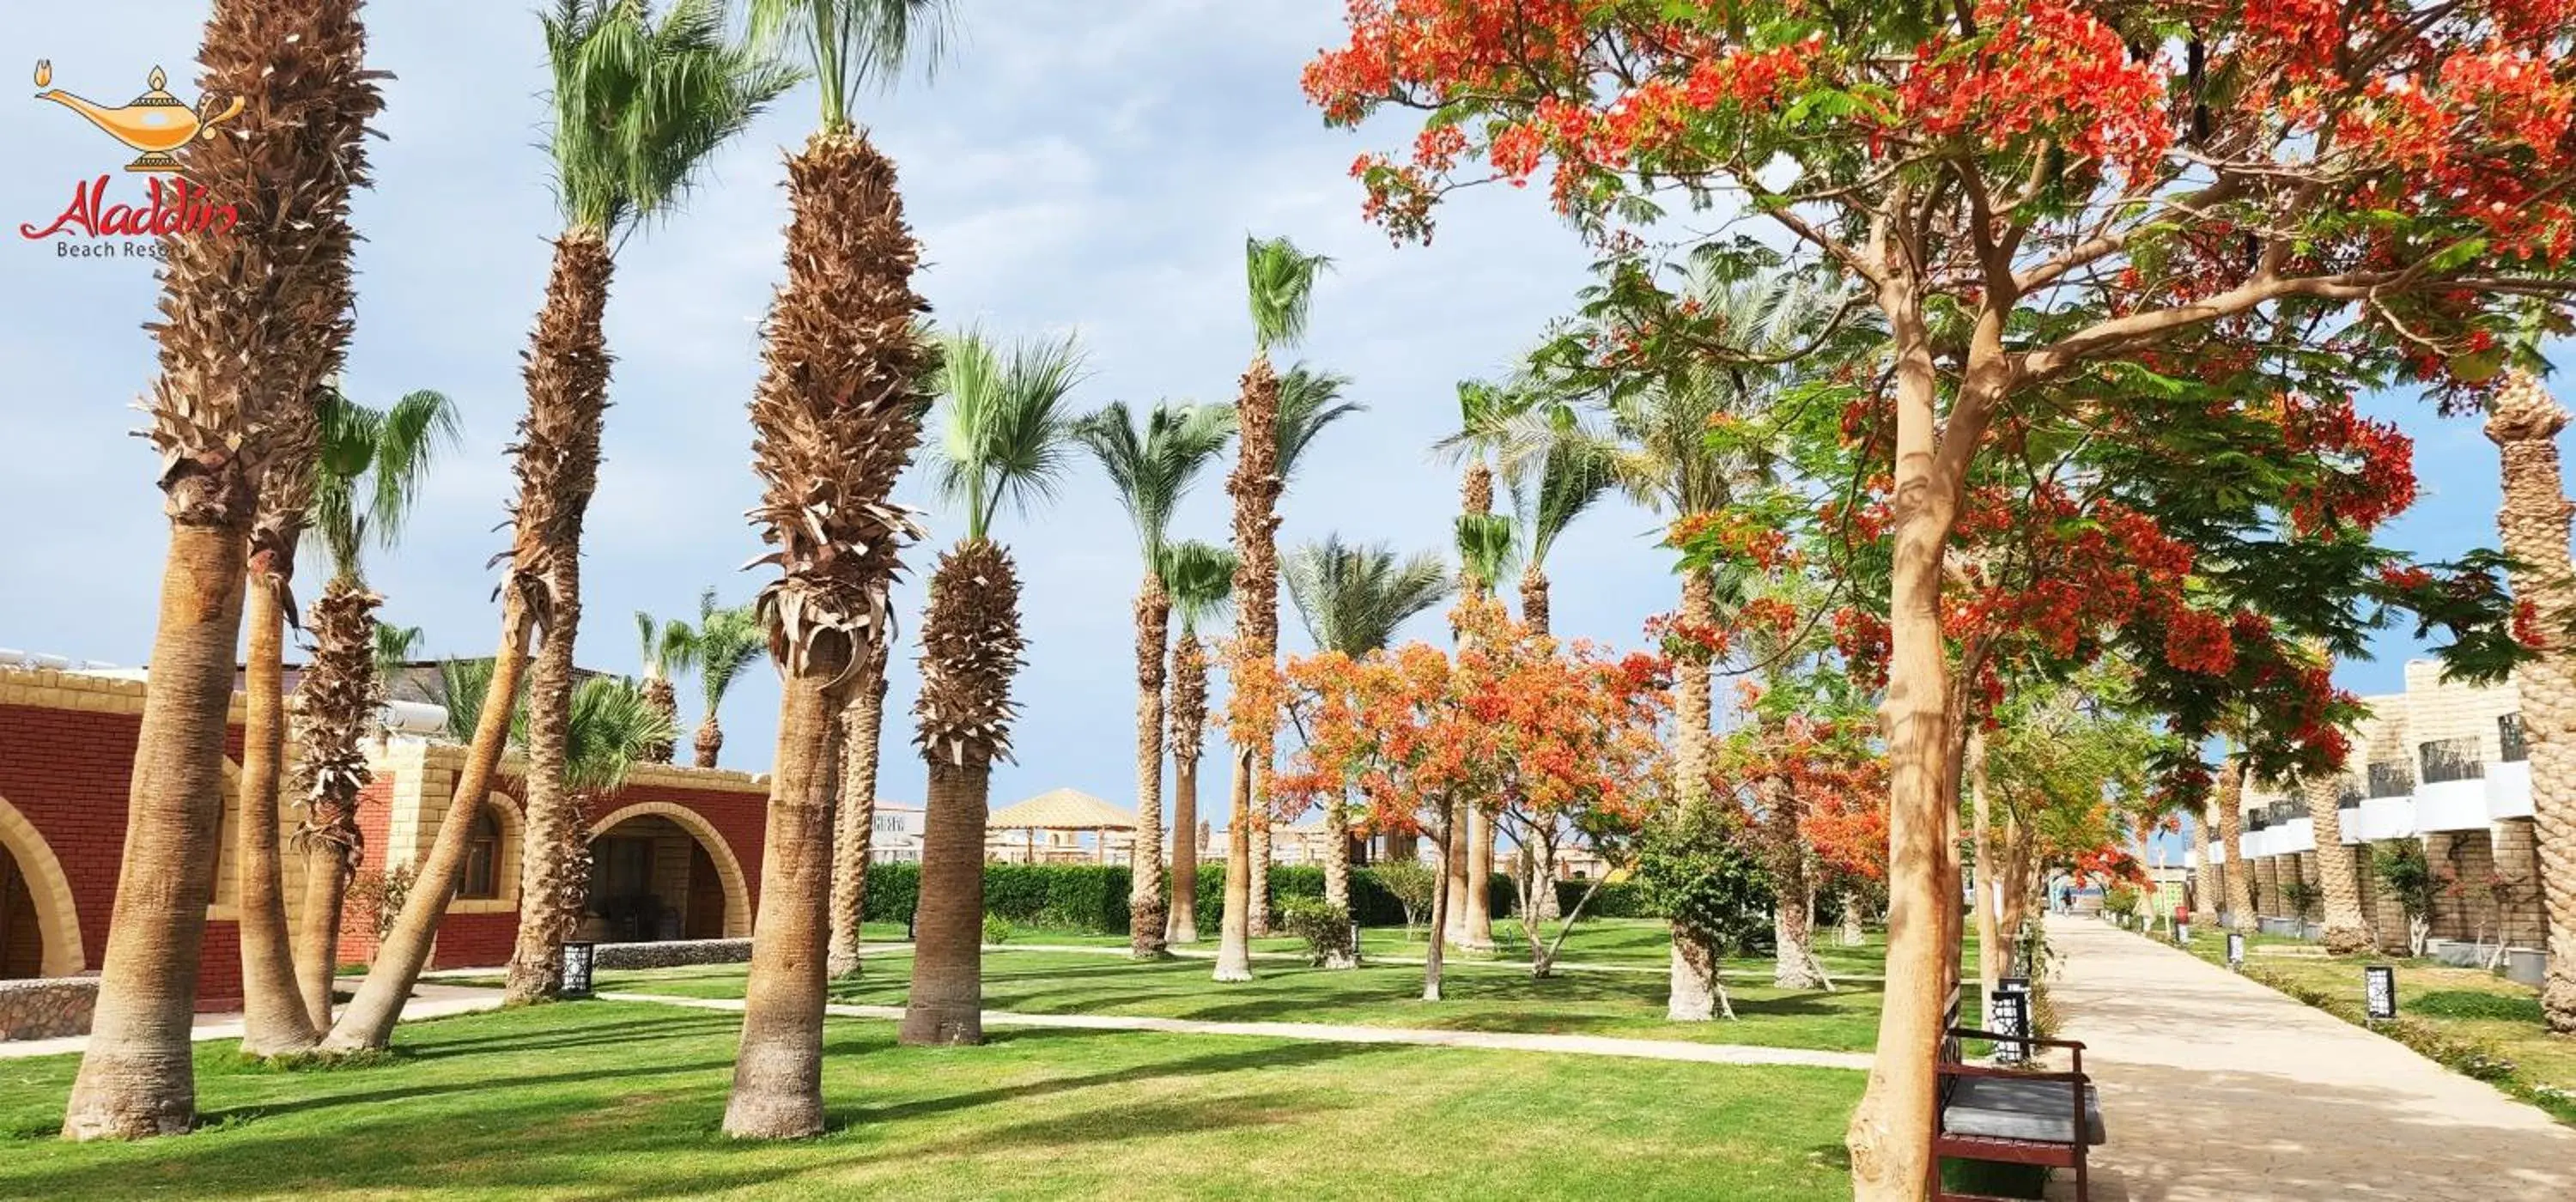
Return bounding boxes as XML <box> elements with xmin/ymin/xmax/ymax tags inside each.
<box><xmin>0</xmin><ymin>3</ymin><xmax>2558</xmax><ymax>820</ymax></box>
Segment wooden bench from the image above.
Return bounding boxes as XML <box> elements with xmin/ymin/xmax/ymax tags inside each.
<box><xmin>1931</xmin><ymin>986</ymin><xmax>2105</xmax><ymax>1202</ymax></box>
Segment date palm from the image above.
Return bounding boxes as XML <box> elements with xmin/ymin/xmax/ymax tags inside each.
<box><xmin>721</xmin><ymin>0</ymin><xmax>951</xmax><ymax>1140</ymax></box>
<box><xmin>1449</xmin><ymin>507</ymin><xmax>1516</xmax><ymax>950</ymax></box>
<box><xmin>902</xmin><ymin>329</ymin><xmax>1086</xmax><ymax>1047</ymax></box>
<box><xmin>285</xmin><ymin>385</ymin><xmax>460</xmax><ymax>1034</ymax></box>
<box><xmin>2485</xmin><ymin>369</ymin><xmax>2576</xmax><ymax>1030</ymax></box>
<box><xmin>335</xmin><ymin>0</ymin><xmax>792</xmax><ymax>1043</ymax></box>
<box><xmin>635</xmin><ymin>609</ymin><xmax>696</xmax><ymax>763</ymax></box>
<box><xmin>1507</xmin><ymin>412</ymin><xmax>1613</xmax><ymax>636</ymax></box>
<box><xmin>1215</xmin><ymin>235</ymin><xmax>1332</xmax><ymax>981</ymax></box>
<box><xmin>1078</xmin><ymin>399</ymin><xmax>1236</xmax><ymax>958</ymax></box>
<box><xmin>690</xmin><ymin>590</ymin><xmax>766</xmax><ymax>768</ymax></box>
<box><xmin>65</xmin><ymin>0</ymin><xmax>380</xmax><ymax>1137</ymax></box>
<box><xmin>1162</xmin><ymin>541</ymin><xmax>1236</xmax><ymax>944</ymax></box>
<box><xmin>1286</xmin><ymin>536</ymin><xmax>1451</xmax><ymax>928</ymax></box>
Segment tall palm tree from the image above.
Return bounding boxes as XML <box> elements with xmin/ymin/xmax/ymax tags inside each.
<box><xmin>1285</xmin><ymin>537</ymin><xmax>1452</xmax><ymax>926</ymax></box>
<box><xmin>333</xmin><ymin>0</ymin><xmax>791</xmax><ymax>1045</ymax></box>
<box><xmin>287</xmin><ymin>385</ymin><xmax>460</xmax><ymax>1033</ymax></box>
<box><xmin>64</xmin><ymin>1</ymin><xmax>380</xmax><ymax>1137</ymax></box>
<box><xmin>1162</xmin><ymin>541</ymin><xmax>1236</xmax><ymax>945</ymax></box>
<box><xmin>2483</xmin><ymin>368</ymin><xmax>2576</xmax><ymax>1031</ymax></box>
<box><xmin>1215</xmin><ymin>235</ymin><xmax>1331</xmax><ymax>981</ymax></box>
<box><xmin>526</xmin><ymin>677</ymin><xmax>674</xmax><ymax>961</ymax></box>
<box><xmin>690</xmin><ymin>590</ymin><xmax>767</xmax><ymax>768</ymax></box>
<box><xmin>1450</xmin><ymin>508</ymin><xmax>1516</xmax><ymax>951</ymax></box>
<box><xmin>1078</xmin><ymin>399</ymin><xmax>1236</xmax><ymax>958</ymax></box>
<box><xmin>826</xmin><ymin>634</ymin><xmax>892</xmax><ymax>978</ymax></box>
<box><xmin>1508</xmin><ymin>417</ymin><xmax>1613</xmax><ymax>636</ymax></box>
<box><xmin>720</xmin><ymin>0</ymin><xmax>951</xmax><ymax>1140</ymax></box>
<box><xmin>902</xmin><ymin>329</ymin><xmax>1085</xmax><ymax>1045</ymax></box>
<box><xmin>635</xmin><ymin>609</ymin><xmax>697</xmax><ymax>763</ymax></box>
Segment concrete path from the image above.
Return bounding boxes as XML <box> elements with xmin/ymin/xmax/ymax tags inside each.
<box><xmin>0</xmin><ymin>982</ymin><xmax>505</xmax><ymax>1059</ymax></box>
<box><xmin>2044</xmin><ymin>914</ymin><xmax>2576</xmax><ymax>1201</ymax></box>
<box><xmin>601</xmin><ymin>989</ymin><xmax>1875</xmax><ymax>1071</ymax></box>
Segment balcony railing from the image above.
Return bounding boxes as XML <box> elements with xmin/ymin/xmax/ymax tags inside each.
<box><xmin>2500</xmin><ymin>713</ymin><xmax>2529</xmax><ymax>764</ymax></box>
<box><xmin>2336</xmin><ymin>779</ymin><xmax>2362</xmax><ymax>810</ymax></box>
<box><xmin>2366</xmin><ymin>760</ymin><xmax>2418</xmax><ymax>797</ymax></box>
<box><xmin>2420</xmin><ymin>737</ymin><xmax>2485</xmax><ymax>785</ymax></box>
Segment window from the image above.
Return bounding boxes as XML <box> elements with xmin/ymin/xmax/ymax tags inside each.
<box><xmin>2500</xmin><ymin>713</ymin><xmax>2529</xmax><ymax>763</ymax></box>
<box><xmin>2417</xmin><ymin>737</ymin><xmax>2483</xmax><ymax>785</ymax></box>
<box><xmin>459</xmin><ymin>813</ymin><xmax>501</xmax><ymax>900</ymax></box>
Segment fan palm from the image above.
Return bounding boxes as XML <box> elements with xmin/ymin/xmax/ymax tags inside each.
<box><xmin>335</xmin><ymin>0</ymin><xmax>793</xmax><ymax>1043</ymax></box>
<box><xmin>1078</xmin><ymin>399</ymin><xmax>1236</xmax><ymax>958</ymax></box>
<box><xmin>1215</xmin><ymin>234</ymin><xmax>1330</xmax><ymax>982</ymax></box>
<box><xmin>1286</xmin><ymin>537</ymin><xmax>1451</xmax><ymax>926</ymax></box>
<box><xmin>1162</xmin><ymin>541</ymin><xmax>1236</xmax><ymax>944</ymax></box>
<box><xmin>635</xmin><ymin>609</ymin><xmax>697</xmax><ymax>763</ymax></box>
<box><xmin>902</xmin><ymin>329</ymin><xmax>1085</xmax><ymax>1047</ymax></box>
<box><xmin>722</xmin><ymin>0</ymin><xmax>951</xmax><ymax>1140</ymax></box>
<box><xmin>66</xmin><ymin>1</ymin><xmax>380</xmax><ymax>1132</ymax></box>
<box><xmin>691</xmin><ymin>590</ymin><xmax>767</xmax><ymax>768</ymax></box>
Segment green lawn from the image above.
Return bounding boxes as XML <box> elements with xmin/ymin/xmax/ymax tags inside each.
<box><xmin>0</xmin><ymin>1002</ymin><xmax>1865</xmax><ymax>1200</ymax></box>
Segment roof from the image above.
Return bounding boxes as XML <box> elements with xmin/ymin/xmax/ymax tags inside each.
<box><xmin>987</xmin><ymin>787</ymin><xmax>1136</xmax><ymax>831</ymax></box>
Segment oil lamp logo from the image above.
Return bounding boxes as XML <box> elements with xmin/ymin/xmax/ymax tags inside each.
<box><xmin>21</xmin><ymin>59</ymin><xmax>244</xmax><ymax>242</ymax></box>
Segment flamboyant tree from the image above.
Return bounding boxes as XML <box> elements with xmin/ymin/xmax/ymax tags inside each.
<box><xmin>1309</xmin><ymin>5</ymin><xmax>2576</xmax><ymax>1187</ymax></box>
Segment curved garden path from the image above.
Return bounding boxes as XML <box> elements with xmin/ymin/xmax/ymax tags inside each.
<box><xmin>2044</xmin><ymin>914</ymin><xmax>2576</xmax><ymax>1201</ymax></box>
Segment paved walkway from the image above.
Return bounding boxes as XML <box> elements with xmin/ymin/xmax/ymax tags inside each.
<box><xmin>601</xmin><ymin>989</ymin><xmax>1875</xmax><ymax>1071</ymax></box>
<box><xmin>2044</xmin><ymin>914</ymin><xmax>2576</xmax><ymax>1201</ymax></box>
<box><xmin>0</xmin><ymin>982</ymin><xmax>504</xmax><ymax>1059</ymax></box>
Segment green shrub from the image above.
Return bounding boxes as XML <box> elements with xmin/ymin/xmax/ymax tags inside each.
<box><xmin>1276</xmin><ymin>897</ymin><xmax>1357</xmax><ymax>965</ymax></box>
<box><xmin>2411</xmin><ymin>989</ymin><xmax>2544</xmax><ymax>1023</ymax></box>
<box><xmin>857</xmin><ymin>860</ymin><xmax>1517</xmax><ymax>935</ymax></box>
<box><xmin>981</xmin><ymin>914</ymin><xmax>1013</xmax><ymax>945</ymax></box>
<box><xmin>1557</xmin><ymin>877</ymin><xmax>1655</xmax><ymax>919</ymax></box>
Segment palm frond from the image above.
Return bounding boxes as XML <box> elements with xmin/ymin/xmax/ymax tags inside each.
<box><xmin>1245</xmin><ymin>234</ymin><xmax>1331</xmax><ymax>354</ymax></box>
<box><xmin>1455</xmin><ymin>512</ymin><xmax>1520</xmax><ymax>592</ymax></box>
<box><xmin>562</xmin><ymin>676</ymin><xmax>674</xmax><ymax>794</ymax></box>
<box><xmin>1277</xmin><ymin>364</ymin><xmax>1362</xmax><ymax>486</ymax></box>
<box><xmin>368</xmin><ymin>389</ymin><xmax>463</xmax><ymax>551</ymax></box>
<box><xmin>930</xmin><ymin>326</ymin><xmax>1089</xmax><ymax>542</ymax></box>
<box><xmin>307</xmin><ymin>383</ymin><xmax>460</xmax><ymax>582</ymax></box>
<box><xmin>1285</xmin><ymin>536</ymin><xmax>1454</xmax><ymax>657</ymax></box>
<box><xmin>549</xmin><ymin>0</ymin><xmax>799</xmax><ymax>238</ymax></box>
<box><xmin>1076</xmin><ymin>398</ymin><xmax>1235</xmax><ymax>565</ymax></box>
<box><xmin>373</xmin><ymin>622</ymin><xmax>423</xmax><ymax>682</ymax></box>
<box><xmin>747</xmin><ymin>0</ymin><xmax>954</xmax><ymax>131</ymax></box>
<box><xmin>1516</xmin><ymin>436</ymin><xmax>1616</xmax><ymax>569</ymax></box>
<box><xmin>1161</xmin><ymin>539</ymin><xmax>1239</xmax><ymax>636</ymax></box>
<box><xmin>435</xmin><ymin>657</ymin><xmax>503</xmax><ymax>745</ymax></box>
<box><xmin>695</xmin><ymin>599</ymin><xmax>769</xmax><ymax>713</ymax></box>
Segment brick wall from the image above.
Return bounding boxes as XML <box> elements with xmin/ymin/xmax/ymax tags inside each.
<box><xmin>2489</xmin><ymin>818</ymin><xmax>2551</xmax><ymax>947</ymax></box>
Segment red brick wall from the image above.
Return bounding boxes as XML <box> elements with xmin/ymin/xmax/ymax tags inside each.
<box><xmin>332</xmin><ymin>774</ymin><xmax>398</xmax><ymax>963</ymax></box>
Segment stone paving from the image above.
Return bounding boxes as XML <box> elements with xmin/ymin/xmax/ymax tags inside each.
<box><xmin>2044</xmin><ymin>914</ymin><xmax>2576</xmax><ymax>1201</ymax></box>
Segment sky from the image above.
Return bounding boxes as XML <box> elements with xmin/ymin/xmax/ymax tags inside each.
<box><xmin>1</xmin><ymin>3</ymin><xmax>2562</xmax><ymax>826</ymax></box>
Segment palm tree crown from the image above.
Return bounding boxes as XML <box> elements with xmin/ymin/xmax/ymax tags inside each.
<box><xmin>931</xmin><ymin>329</ymin><xmax>1090</xmax><ymax>543</ymax></box>
<box><xmin>307</xmin><ymin>385</ymin><xmax>463</xmax><ymax>584</ymax></box>
<box><xmin>1076</xmin><ymin>399</ymin><xmax>1236</xmax><ymax>562</ymax></box>
<box><xmin>1245</xmin><ymin>235</ymin><xmax>1331</xmax><ymax>355</ymax></box>
<box><xmin>558</xmin><ymin>677</ymin><xmax>674</xmax><ymax>795</ymax></box>
<box><xmin>1163</xmin><ymin>541</ymin><xmax>1239</xmax><ymax>637</ymax></box>
<box><xmin>635</xmin><ymin>610</ymin><xmax>697</xmax><ymax>680</ymax></box>
<box><xmin>692</xmin><ymin>588</ymin><xmax>766</xmax><ymax>719</ymax></box>
<box><xmin>545</xmin><ymin>0</ymin><xmax>799</xmax><ymax>240</ymax></box>
<box><xmin>1285</xmin><ymin>537</ymin><xmax>1453</xmax><ymax>657</ymax></box>
<box><xmin>1454</xmin><ymin>513</ymin><xmax>1519</xmax><ymax>594</ymax></box>
<box><xmin>1277</xmin><ymin>366</ymin><xmax>1364</xmax><ymax>486</ymax></box>
<box><xmin>747</xmin><ymin>0</ymin><xmax>953</xmax><ymax>133</ymax></box>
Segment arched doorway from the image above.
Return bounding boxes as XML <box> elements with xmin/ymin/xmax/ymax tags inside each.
<box><xmin>0</xmin><ymin>795</ymin><xmax>84</xmax><ymax>978</ymax></box>
<box><xmin>583</xmin><ymin>803</ymin><xmax>750</xmax><ymax>943</ymax></box>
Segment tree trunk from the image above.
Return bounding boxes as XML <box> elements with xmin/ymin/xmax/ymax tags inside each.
<box><xmin>827</xmin><ymin>642</ymin><xmax>888</xmax><ymax>979</ymax></box>
<box><xmin>325</xmin><ymin>602</ymin><xmax>533</xmax><ymax>1051</ymax></box>
<box><xmin>1167</xmin><ymin>633</ymin><xmax>1208</xmax><ymax>944</ymax></box>
<box><xmin>900</xmin><ymin>757</ymin><xmax>990</xmax><ymax>1045</ymax></box>
<box><xmin>1765</xmin><ymin>774</ymin><xmax>1827</xmax><ymax>990</ymax></box>
<box><xmin>1248</xmin><ymin>810</ymin><xmax>1273</xmax><ymax>938</ymax></box>
<box><xmin>2303</xmin><ymin>770</ymin><xmax>2371</xmax><ymax>955</ymax></box>
<box><xmin>2216</xmin><ymin>756</ymin><xmax>2255</xmax><ymax>932</ymax></box>
<box><xmin>2483</xmin><ymin>371</ymin><xmax>2576</xmax><ymax>1032</ymax></box>
<box><xmin>293</xmin><ymin>576</ymin><xmax>379</xmax><ymax>1030</ymax></box>
<box><xmin>63</xmin><ymin>525</ymin><xmax>249</xmax><ymax>1138</ymax></box>
<box><xmin>641</xmin><ymin>676</ymin><xmax>679</xmax><ymax>764</ymax></box>
<box><xmin>1673</xmin><ymin>567</ymin><xmax>1717</xmax><ymax>807</ymax></box>
<box><xmin>1128</xmin><ymin>573</ymin><xmax>1170</xmax><ymax>958</ymax></box>
<box><xmin>1463</xmin><ymin>806</ymin><xmax>1496</xmax><ymax>949</ymax></box>
<box><xmin>1668</xmin><ymin>930</ymin><xmax>1725</xmax><ymax>1021</ymax></box>
<box><xmin>2190</xmin><ymin>786</ymin><xmax>2218</xmax><ymax>928</ymax></box>
<box><xmin>1969</xmin><ymin>729</ymin><xmax>2000</xmax><ymax>1002</ymax></box>
<box><xmin>1518</xmin><ymin>565</ymin><xmax>1550</xmax><ymax>636</ymax></box>
<box><xmin>1420</xmin><ymin>802</ymin><xmax>1453</xmax><ymax>1001</ymax></box>
<box><xmin>1534</xmin><ymin>838</ymin><xmax>1561</xmax><ymax>920</ymax></box>
<box><xmin>723</xmin><ymin>653</ymin><xmax>847</xmax><ymax>1138</ymax></box>
<box><xmin>1443</xmin><ymin>807</ymin><xmax>1473</xmax><ymax>950</ymax></box>
<box><xmin>236</xmin><ymin>574</ymin><xmax>319</xmax><ymax>1054</ymax></box>
<box><xmin>507</xmin><ymin>551</ymin><xmax>586</xmax><ymax>1005</ymax></box>
<box><xmin>1323</xmin><ymin>791</ymin><xmax>1352</xmax><ymax>914</ymax></box>
<box><xmin>1212</xmin><ymin>749</ymin><xmax>1257</xmax><ymax>982</ymax></box>
<box><xmin>695</xmin><ymin>717</ymin><xmax>725</xmax><ymax>769</ymax></box>
<box><xmin>1841</xmin><ymin>887</ymin><xmax>1868</xmax><ymax>945</ymax></box>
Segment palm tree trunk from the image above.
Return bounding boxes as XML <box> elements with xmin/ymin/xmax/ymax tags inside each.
<box><xmin>1128</xmin><ymin>573</ymin><xmax>1171</xmax><ymax>958</ymax></box>
<box><xmin>1443</xmin><ymin>807</ymin><xmax>1472</xmax><ymax>949</ymax></box>
<box><xmin>2190</xmin><ymin>791</ymin><xmax>2217</xmax><ymax>928</ymax></box>
<box><xmin>2216</xmin><ymin>756</ymin><xmax>2255</xmax><ymax>932</ymax></box>
<box><xmin>641</xmin><ymin>676</ymin><xmax>679</xmax><ymax>763</ymax></box>
<box><xmin>236</xmin><ymin>574</ymin><xmax>319</xmax><ymax>1054</ymax></box>
<box><xmin>1839</xmin><ymin>886</ymin><xmax>1867</xmax><ymax>945</ymax></box>
<box><xmin>1249</xmin><ymin>810</ymin><xmax>1273</xmax><ymax>937</ymax></box>
<box><xmin>827</xmin><ymin>641</ymin><xmax>889</xmax><ymax>979</ymax></box>
<box><xmin>2484</xmin><ymin>370</ymin><xmax>2576</xmax><ymax>1032</ymax></box>
<box><xmin>1463</xmin><ymin>807</ymin><xmax>1496</xmax><ymax>949</ymax></box>
<box><xmin>1322</xmin><ymin>792</ymin><xmax>1353</xmax><ymax>914</ymax></box>
<box><xmin>1518</xmin><ymin>565</ymin><xmax>1550</xmax><ymax>635</ymax></box>
<box><xmin>695</xmin><ymin>717</ymin><xmax>725</xmax><ymax>768</ymax></box>
<box><xmin>1213</xmin><ymin>749</ymin><xmax>1258</xmax><ymax>981</ymax></box>
<box><xmin>63</xmin><ymin>526</ymin><xmax>250</xmax><ymax>1138</ymax></box>
<box><xmin>1167</xmin><ymin>634</ymin><xmax>1208</xmax><ymax>944</ymax></box>
<box><xmin>294</xmin><ymin>576</ymin><xmax>379</xmax><ymax>1029</ymax></box>
<box><xmin>507</xmin><ymin>552</ymin><xmax>587</xmax><ymax>1004</ymax></box>
<box><xmin>2303</xmin><ymin>770</ymin><xmax>2371</xmax><ymax>954</ymax></box>
<box><xmin>1767</xmin><ymin>774</ymin><xmax>1827</xmax><ymax>991</ymax></box>
<box><xmin>723</xmin><ymin>653</ymin><xmax>847</xmax><ymax>1138</ymax></box>
<box><xmin>902</xmin><ymin>757</ymin><xmax>991</xmax><ymax>1044</ymax></box>
<box><xmin>1665</xmin><ymin>564</ymin><xmax>1721</xmax><ymax>1008</ymax></box>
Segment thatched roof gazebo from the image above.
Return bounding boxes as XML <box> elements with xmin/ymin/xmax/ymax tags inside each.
<box><xmin>987</xmin><ymin>787</ymin><xmax>1138</xmax><ymax>864</ymax></box>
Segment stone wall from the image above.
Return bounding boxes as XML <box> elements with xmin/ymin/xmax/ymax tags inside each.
<box><xmin>591</xmin><ymin>938</ymin><xmax>751</xmax><ymax>970</ymax></box>
<box><xmin>2427</xmin><ymin>829</ymin><xmax>2501</xmax><ymax>942</ymax></box>
<box><xmin>2489</xmin><ymin>818</ymin><xmax>2552</xmax><ymax>947</ymax></box>
<box><xmin>0</xmin><ymin>976</ymin><xmax>98</xmax><ymax>1041</ymax></box>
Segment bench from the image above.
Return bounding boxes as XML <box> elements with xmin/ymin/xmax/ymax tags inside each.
<box><xmin>1931</xmin><ymin>986</ymin><xmax>2105</xmax><ymax>1202</ymax></box>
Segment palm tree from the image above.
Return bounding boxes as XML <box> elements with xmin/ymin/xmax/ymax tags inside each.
<box><xmin>690</xmin><ymin>590</ymin><xmax>767</xmax><ymax>768</ymax></box>
<box><xmin>720</xmin><ymin>0</ymin><xmax>951</xmax><ymax>1140</ymax></box>
<box><xmin>1449</xmin><ymin>508</ymin><xmax>1517</xmax><ymax>951</ymax></box>
<box><xmin>1162</xmin><ymin>541</ymin><xmax>1236</xmax><ymax>945</ymax></box>
<box><xmin>286</xmin><ymin>385</ymin><xmax>460</xmax><ymax>1033</ymax></box>
<box><xmin>635</xmin><ymin>609</ymin><xmax>696</xmax><ymax>763</ymax></box>
<box><xmin>1285</xmin><ymin>537</ymin><xmax>1451</xmax><ymax>927</ymax></box>
<box><xmin>2486</xmin><ymin>369</ymin><xmax>2576</xmax><ymax>1030</ymax></box>
<box><xmin>826</xmin><ymin>634</ymin><xmax>892</xmax><ymax>978</ymax></box>
<box><xmin>1215</xmin><ymin>235</ymin><xmax>1332</xmax><ymax>981</ymax></box>
<box><xmin>1078</xmin><ymin>400</ymin><xmax>1236</xmax><ymax>958</ymax></box>
<box><xmin>900</xmin><ymin>330</ymin><xmax>1084</xmax><ymax>1043</ymax></box>
<box><xmin>1508</xmin><ymin>416</ymin><xmax>1614</xmax><ymax>636</ymax></box>
<box><xmin>334</xmin><ymin>0</ymin><xmax>791</xmax><ymax>1045</ymax></box>
<box><xmin>528</xmin><ymin>677</ymin><xmax>674</xmax><ymax>959</ymax></box>
<box><xmin>64</xmin><ymin>1</ymin><xmax>380</xmax><ymax>1136</ymax></box>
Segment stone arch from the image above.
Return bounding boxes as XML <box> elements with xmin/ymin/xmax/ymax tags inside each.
<box><xmin>0</xmin><ymin>792</ymin><xmax>86</xmax><ymax>977</ymax></box>
<box><xmin>586</xmin><ymin>801</ymin><xmax>751</xmax><ymax>938</ymax></box>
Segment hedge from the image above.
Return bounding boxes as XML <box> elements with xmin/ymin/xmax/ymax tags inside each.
<box><xmin>859</xmin><ymin>862</ymin><xmax>1528</xmax><ymax>934</ymax></box>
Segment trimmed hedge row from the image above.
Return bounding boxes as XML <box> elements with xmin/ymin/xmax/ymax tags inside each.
<box><xmin>861</xmin><ymin>862</ymin><xmax>1568</xmax><ymax>933</ymax></box>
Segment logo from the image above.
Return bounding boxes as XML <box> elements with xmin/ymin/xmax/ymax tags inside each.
<box><xmin>22</xmin><ymin>59</ymin><xmax>243</xmax><ymax>247</ymax></box>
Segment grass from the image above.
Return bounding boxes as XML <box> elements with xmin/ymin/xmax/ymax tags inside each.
<box><xmin>0</xmin><ymin>1001</ymin><xmax>1865</xmax><ymax>1200</ymax></box>
<box><xmin>2168</xmin><ymin>926</ymin><xmax>2576</xmax><ymax>1126</ymax></box>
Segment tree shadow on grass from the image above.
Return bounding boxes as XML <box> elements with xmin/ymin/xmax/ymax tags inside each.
<box><xmin>398</xmin><ymin>1011</ymin><xmax>741</xmax><ymax>1059</ymax></box>
<box><xmin>828</xmin><ymin>1034</ymin><xmax>1392</xmax><ymax>1130</ymax></box>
